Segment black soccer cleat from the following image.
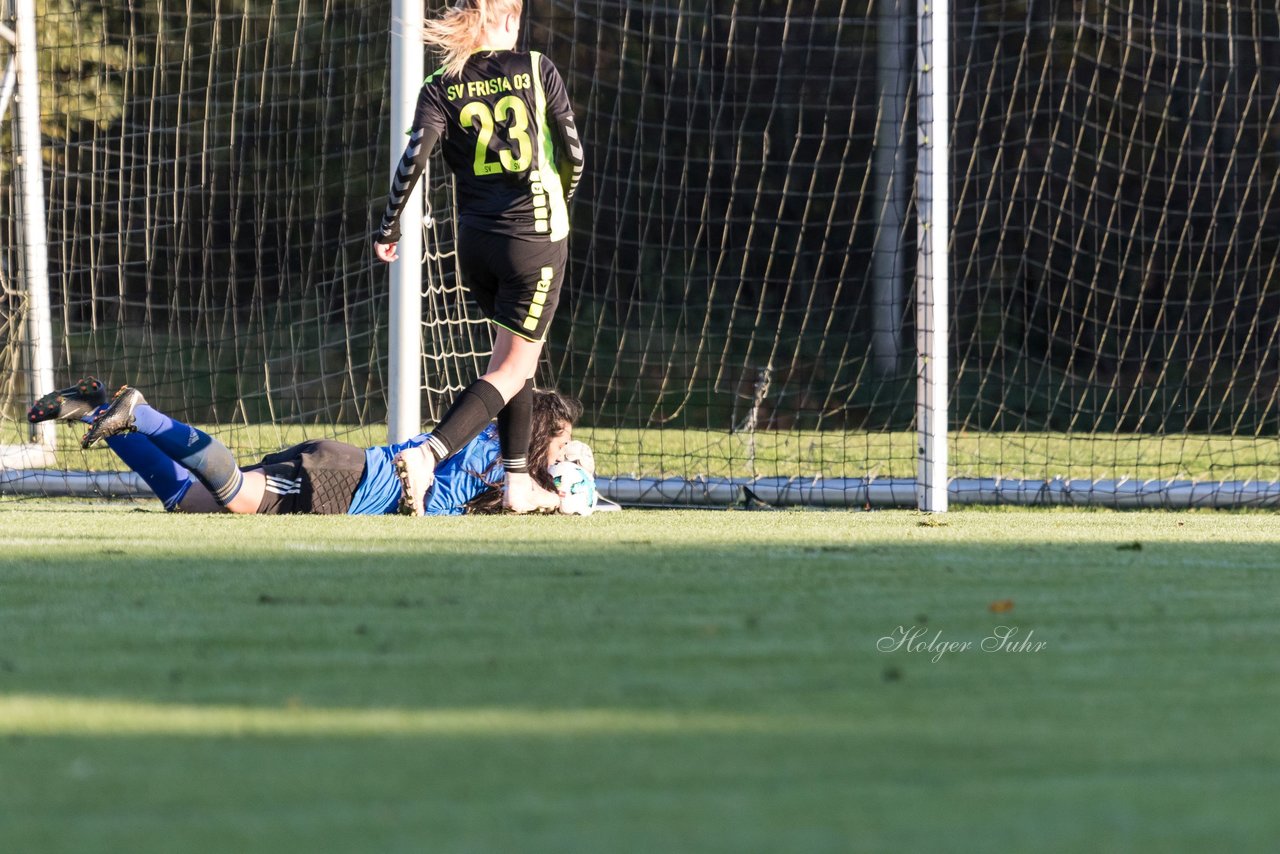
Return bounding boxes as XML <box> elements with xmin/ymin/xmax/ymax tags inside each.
<box><xmin>27</xmin><ymin>377</ymin><xmax>108</xmax><ymax>424</ymax></box>
<box><xmin>81</xmin><ymin>385</ymin><xmax>147</xmax><ymax>449</ymax></box>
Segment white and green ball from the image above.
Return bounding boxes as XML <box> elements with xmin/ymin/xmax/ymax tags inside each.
<box><xmin>549</xmin><ymin>460</ymin><xmax>597</xmax><ymax>516</ymax></box>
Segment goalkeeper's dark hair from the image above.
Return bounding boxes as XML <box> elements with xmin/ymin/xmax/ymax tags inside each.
<box><xmin>465</xmin><ymin>389</ymin><xmax>583</xmax><ymax>515</ymax></box>
<box><xmin>423</xmin><ymin>0</ymin><xmax>524</xmax><ymax>79</ymax></box>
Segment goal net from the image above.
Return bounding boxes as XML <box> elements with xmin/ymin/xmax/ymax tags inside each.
<box><xmin>2</xmin><ymin>1</ymin><xmax>403</xmax><ymax>496</ymax></box>
<box><xmin>463</xmin><ymin>1</ymin><xmax>919</xmax><ymax>505</ymax></box>
<box><xmin>533</xmin><ymin>0</ymin><xmax>1280</xmax><ymax>507</ymax></box>
<box><xmin>3</xmin><ymin>1</ymin><xmax>1278</xmax><ymax>508</ymax></box>
<box><xmin>948</xmin><ymin>1</ymin><xmax>1280</xmax><ymax>506</ymax></box>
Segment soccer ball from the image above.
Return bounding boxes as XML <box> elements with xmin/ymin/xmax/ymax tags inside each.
<box><xmin>549</xmin><ymin>460</ymin><xmax>597</xmax><ymax>516</ymax></box>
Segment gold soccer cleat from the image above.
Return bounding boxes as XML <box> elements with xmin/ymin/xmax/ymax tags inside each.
<box><xmin>393</xmin><ymin>445</ymin><xmax>435</xmax><ymax>516</ymax></box>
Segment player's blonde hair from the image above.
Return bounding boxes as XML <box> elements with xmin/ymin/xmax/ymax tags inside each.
<box><xmin>423</xmin><ymin>0</ymin><xmax>524</xmax><ymax>78</ymax></box>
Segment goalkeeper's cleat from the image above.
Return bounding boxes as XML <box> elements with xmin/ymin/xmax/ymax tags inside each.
<box><xmin>81</xmin><ymin>385</ymin><xmax>146</xmax><ymax>449</ymax></box>
<box><xmin>394</xmin><ymin>445</ymin><xmax>436</xmax><ymax>516</ymax></box>
<box><xmin>27</xmin><ymin>377</ymin><xmax>108</xmax><ymax>424</ymax></box>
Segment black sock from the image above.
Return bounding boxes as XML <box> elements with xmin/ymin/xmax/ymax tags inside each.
<box><xmin>427</xmin><ymin>378</ymin><xmax>506</xmax><ymax>463</ymax></box>
<box><xmin>498</xmin><ymin>379</ymin><xmax>534</xmax><ymax>474</ymax></box>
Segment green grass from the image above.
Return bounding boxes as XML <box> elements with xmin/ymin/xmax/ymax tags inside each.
<box><xmin>2</xmin><ymin>506</ymin><xmax>1279</xmax><ymax>852</ymax></box>
<box><xmin>6</xmin><ymin>419</ymin><xmax>1280</xmax><ymax>481</ymax></box>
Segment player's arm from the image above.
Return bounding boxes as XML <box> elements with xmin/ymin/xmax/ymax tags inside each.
<box><xmin>374</xmin><ymin>125</ymin><xmax>440</xmax><ymax>252</ymax></box>
<box><xmin>551</xmin><ymin>113</ymin><xmax>584</xmax><ymax>202</ymax></box>
<box><xmin>374</xmin><ymin>82</ymin><xmax>445</xmax><ymax>260</ymax></box>
<box><xmin>539</xmin><ymin>54</ymin><xmax>584</xmax><ymax>202</ymax></box>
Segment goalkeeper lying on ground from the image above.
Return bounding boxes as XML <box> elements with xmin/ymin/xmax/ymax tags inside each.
<box><xmin>28</xmin><ymin>380</ymin><xmax>585</xmax><ymax>516</ymax></box>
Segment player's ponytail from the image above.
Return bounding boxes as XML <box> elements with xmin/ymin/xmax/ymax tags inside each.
<box><xmin>423</xmin><ymin>0</ymin><xmax>524</xmax><ymax>79</ymax></box>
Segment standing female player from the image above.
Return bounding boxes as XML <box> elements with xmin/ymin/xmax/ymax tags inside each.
<box><xmin>373</xmin><ymin>0</ymin><xmax>584</xmax><ymax>515</ymax></box>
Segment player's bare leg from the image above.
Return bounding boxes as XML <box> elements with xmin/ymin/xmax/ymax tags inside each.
<box><xmin>224</xmin><ymin>471</ymin><xmax>266</xmax><ymax>514</ymax></box>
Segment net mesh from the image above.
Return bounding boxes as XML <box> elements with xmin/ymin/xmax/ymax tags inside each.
<box><xmin>4</xmin><ymin>0</ymin><xmax>915</xmax><ymax>504</ymax></box>
<box><xmin>951</xmin><ymin>1</ymin><xmax>1280</xmax><ymax>488</ymax></box>
<box><xmin>526</xmin><ymin>0</ymin><xmax>917</xmax><ymax>489</ymax></box>
<box><xmin>5</xmin><ymin>0</ymin><xmax>1278</xmax><ymax>506</ymax></box>
<box><xmin>3</xmin><ymin>0</ymin><xmax>395</xmax><ymax>481</ymax></box>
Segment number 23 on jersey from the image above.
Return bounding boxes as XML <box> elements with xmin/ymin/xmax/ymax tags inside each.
<box><xmin>459</xmin><ymin>96</ymin><xmax>533</xmax><ymax>176</ymax></box>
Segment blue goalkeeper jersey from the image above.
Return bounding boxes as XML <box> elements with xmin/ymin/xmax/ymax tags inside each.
<box><xmin>346</xmin><ymin>425</ymin><xmax>502</xmax><ymax>516</ymax></box>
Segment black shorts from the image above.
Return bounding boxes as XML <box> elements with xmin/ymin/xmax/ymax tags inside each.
<box><xmin>458</xmin><ymin>225</ymin><xmax>568</xmax><ymax>342</ymax></box>
<box><xmin>244</xmin><ymin>439</ymin><xmax>366</xmax><ymax>515</ymax></box>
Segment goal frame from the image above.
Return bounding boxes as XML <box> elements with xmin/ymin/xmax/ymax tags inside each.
<box><xmin>11</xmin><ymin>4</ymin><xmax>1279</xmax><ymax>511</ymax></box>
<box><xmin>0</xmin><ymin>0</ymin><xmax>56</xmax><ymax>470</ymax></box>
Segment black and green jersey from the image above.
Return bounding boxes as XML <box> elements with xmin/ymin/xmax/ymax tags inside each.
<box><xmin>377</xmin><ymin>50</ymin><xmax>583</xmax><ymax>246</ymax></box>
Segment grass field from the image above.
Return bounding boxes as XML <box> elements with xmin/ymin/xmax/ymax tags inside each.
<box><xmin>1</xmin><ymin>504</ymin><xmax>1279</xmax><ymax>852</ymax></box>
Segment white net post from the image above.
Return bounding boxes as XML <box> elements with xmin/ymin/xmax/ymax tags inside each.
<box><xmin>10</xmin><ymin>0</ymin><xmax>54</xmax><ymax>452</ymax></box>
<box><xmin>916</xmin><ymin>0</ymin><xmax>949</xmax><ymax>512</ymax></box>
<box><xmin>387</xmin><ymin>0</ymin><xmax>424</xmax><ymax>443</ymax></box>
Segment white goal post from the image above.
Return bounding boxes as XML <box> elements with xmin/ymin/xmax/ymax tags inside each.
<box><xmin>386</xmin><ymin>0</ymin><xmax>424</xmax><ymax>445</ymax></box>
<box><xmin>0</xmin><ymin>0</ymin><xmax>56</xmax><ymax>470</ymax></box>
<box><xmin>915</xmin><ymin>0</ymin><xmax>949</xmax><ymax>513</ymax></box>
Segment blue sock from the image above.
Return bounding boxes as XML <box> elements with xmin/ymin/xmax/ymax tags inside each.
<box><xmin>81</xmin><ymin>407</ymin><xmax>193</xmax><ymax>511</ymax></box>
<box><xmin>105</xmin><ymin>434</ymin><xmax>196</xmax><ymax>511</ymax></box>
<box><xmin>129</xmin><ymin>405</ymin><xmax>244</xmax><ymax>505</ymax></box>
